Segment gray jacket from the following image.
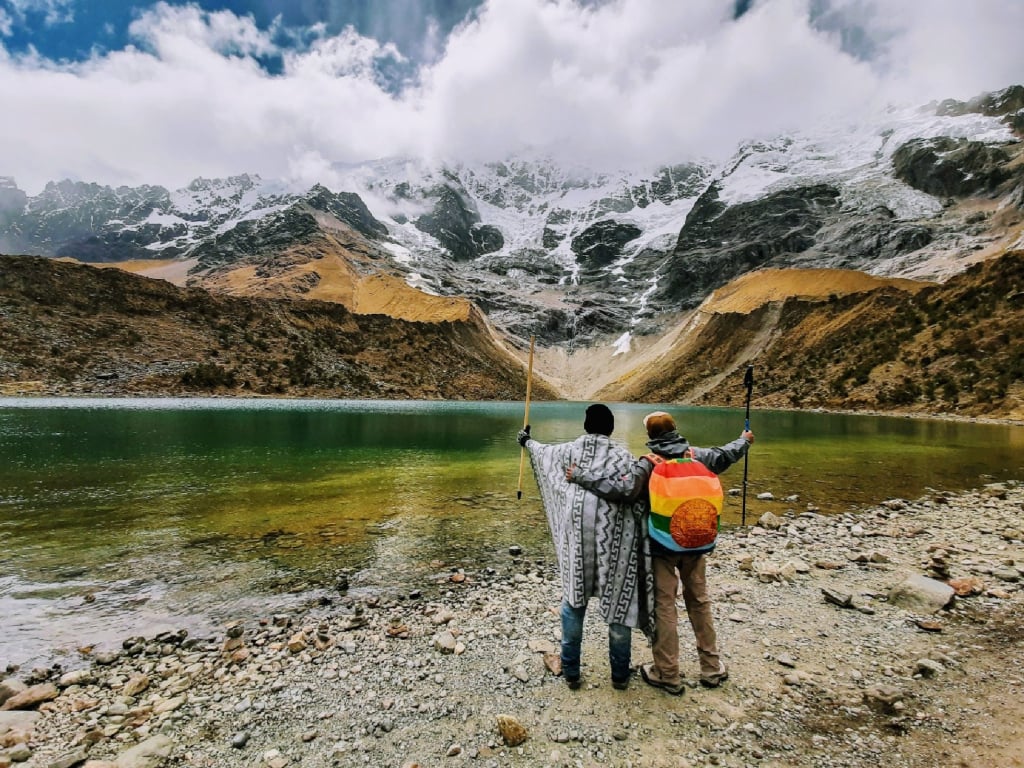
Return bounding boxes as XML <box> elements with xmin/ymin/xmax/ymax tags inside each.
<box><xmin>570</xmin><ymin>430</ymin><xmax>750</xmax><ymax>504</ymax></box>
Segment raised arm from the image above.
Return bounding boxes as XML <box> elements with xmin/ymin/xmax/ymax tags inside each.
<box><xmin>566</xmin><ymin>457</ymin><xmax>653</xmax><ymax>502</ymax></box>
<box><xmin>690</xmin><ymin>431</ymin><xmax>753</xmax><ymax>475</ymax></box>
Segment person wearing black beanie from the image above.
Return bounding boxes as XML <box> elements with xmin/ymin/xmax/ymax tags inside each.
<box><xmin>517</xmin><ymin>404</ymin><xmax>653</xmax><ymax>691</ymax></box>
<box><xmin>583</xmin><ymin>403</ymin><xmax>614</xmax><ymax>436</ymax></box>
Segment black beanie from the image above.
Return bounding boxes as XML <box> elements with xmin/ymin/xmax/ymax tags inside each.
<box><xmin>583</xmin><ymin>403</ymin><xmax>614</xmax><ymax>436</ymax></box>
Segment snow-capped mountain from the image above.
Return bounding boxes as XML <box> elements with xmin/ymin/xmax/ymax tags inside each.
<box><xmin>1</xmin><ymin>85</ymin><xmax>1022</xmax><ymax>351</ymax></box>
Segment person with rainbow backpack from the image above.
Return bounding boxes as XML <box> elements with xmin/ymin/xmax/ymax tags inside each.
<box><xmin>567</xmin><ymin>411</ymin><xmax>753</xmax><ymax>695</ymax></box>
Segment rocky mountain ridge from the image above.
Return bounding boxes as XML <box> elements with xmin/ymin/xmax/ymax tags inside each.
<box><xmin>0</xmin><ymin>255</ymin><xmax>553</xmax><ymax>401</ymax></box>
<box><xmin>1</xmin><ymin>86</ymin><xmax>1023</xmax><ymax>414</ymax></box>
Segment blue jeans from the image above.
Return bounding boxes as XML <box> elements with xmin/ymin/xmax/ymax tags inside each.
<box><xmin>560</xmin><ymin>599</ymin><xmax>632</xmax><ymax>683</ymax></box>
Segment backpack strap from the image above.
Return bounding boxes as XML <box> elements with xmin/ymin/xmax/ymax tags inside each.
<box><xmin>645</xmin><ymin>451</ymin><xmax>693</xmax><ymax>464</ymax></box>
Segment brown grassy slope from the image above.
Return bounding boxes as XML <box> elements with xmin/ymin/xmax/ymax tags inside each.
<box><xmin>702</xmin><ymin>267</ymin><xmax>932</xmax><ymax>313</ymax></box>
<box><xmin>0</xmin><ymin>255</ymin><xmax>554</xmax><ymax>400</ymax></box>
<box><xmin>197</xmin><ymin>242</ymin><xmax>474</xmax><ymax>324</ymax></box>
<box><xmin>600</xmin><ymin>252</ymin><xmax>1024</xmax><ymax>420</ymax></box>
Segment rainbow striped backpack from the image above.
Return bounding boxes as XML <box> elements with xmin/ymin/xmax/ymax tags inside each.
<box><xmin>645</xmin><ymin>453</ymin><xmax>724</xmax><ymax>554</ymax></box>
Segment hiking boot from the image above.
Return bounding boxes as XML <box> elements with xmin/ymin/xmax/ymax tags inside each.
<box><xmin>639</xmin><ymin>663</ymin><xmax>685</xmax><ymax>696</ymax></box>
<box><xmin>564</xmin><ymin>675</ymin><xmax>582</xmax><ymax>690</ymax></box>
<box><xmin>611</xmin><ymin>676</ymin><xmax>629</xmax><ymax>690</ymax></box>
<box><xmin>700</xmin><ymin>663</ymin><xmax>729</xmax><ymax>689</ymax></box>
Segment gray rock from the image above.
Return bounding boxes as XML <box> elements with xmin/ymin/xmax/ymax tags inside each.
<box><xmin>822</xmin><ymin>588</ymin><xmax>853</xmax><ymax>608</ymax></box>
<box><xmin>231</xmin><ymin>732</ymin><xmax>250</xmax><ymax>749</ymax></box>
<box><xmin>863</xmin><ymin>684</ymin><xmax>905</xmax><ymax>714</ymax></box>
<box><xmin>434</xmin><ymin>631</ymin><xmax>457</xmax><ymax>654</ymax></box>
<box><xmin>914</xmin><ymin>659</ymin><xmax>945</xmax><ymax>678</ymax></box>
<box><xmin>45</xmin><ymin>748</ymin><xmax>89</xmax><ymax>768</ymax></box>
<box><xmin>887</xmin><ymin>574</ymin><xmax>955</xmax><ymax>613</ymax></box>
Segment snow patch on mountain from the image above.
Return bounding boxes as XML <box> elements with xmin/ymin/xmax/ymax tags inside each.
<box><xmin>717</xmin><ymin>106</ymin><xmax>1014</xmax><ymax>215</ymax></box>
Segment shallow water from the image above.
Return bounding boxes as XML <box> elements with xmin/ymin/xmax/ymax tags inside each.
<box><xmin>1</xmin><ymin>397</ymin><xmax>1021</xmax><ymax>668</ymax></box>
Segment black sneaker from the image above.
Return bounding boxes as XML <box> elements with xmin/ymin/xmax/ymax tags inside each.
<box><xmin>611</xmin><ymin>677</ymin><xmax>629</xmax><ymax>690</ymax></box>
<box><xmin>565</xmin><ymin>675</ymin><xmax>582</xmax><ymax>690</ymax></box>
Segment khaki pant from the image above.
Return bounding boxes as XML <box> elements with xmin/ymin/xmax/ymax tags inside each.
<box><xmin>651</xmin><ymin>552</ymin><xmax>720</xmax><ymax>684</ymax></box>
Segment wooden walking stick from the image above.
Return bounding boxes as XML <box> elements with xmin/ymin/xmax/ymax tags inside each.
<box><xmin>741</xmin><ymin>364</ymin><xmax>755</xmax><ymax>526</ymax></box>
<box><xmin>517</xmin><ymin>335</ymin><xmax>536</xmax><ymax>500</ymax></box>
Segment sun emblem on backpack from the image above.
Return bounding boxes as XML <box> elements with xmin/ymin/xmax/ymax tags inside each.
<box><xmin>669</xmin><ymin>499</ymin><xmax>719</xmax><ymax>549</ymax></box>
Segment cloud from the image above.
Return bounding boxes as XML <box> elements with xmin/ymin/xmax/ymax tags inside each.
<box><xmin>4</xmin><ymin>0</ymin><xmax>75</xmax><ymax>27</ymax></box>
<box><xmin>0</xmin><ymin>0</ymin><xmax>1021</xmax><ymax>194</ymax></box>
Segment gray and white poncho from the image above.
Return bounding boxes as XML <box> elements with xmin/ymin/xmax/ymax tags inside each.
<box><xmin>525</xmin><ymin>433</ymin><xmax>654</xmax><ymax>637</ymax></box>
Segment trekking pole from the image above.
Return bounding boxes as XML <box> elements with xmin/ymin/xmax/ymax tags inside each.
<box><xmin>517</xmin><ymin>335</ymin><xmax>536</xmax><ymax>500</ymax></box>
<box><xmin>741</xmin><ymin>364</ymin><xmax>754</xmax><ymax>526</ymax></box>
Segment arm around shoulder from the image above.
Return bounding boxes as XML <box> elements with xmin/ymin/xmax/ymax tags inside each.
<box><xmin>567</xmin><ymin>456</ymin><xmax>653</xmax><ymax>502</ymax></box>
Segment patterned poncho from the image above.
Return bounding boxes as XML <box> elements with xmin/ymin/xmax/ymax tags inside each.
<box><xmin>526</xmin><ymin>433</ymin><xmax>654</xmax><ymax>636</ymax></box>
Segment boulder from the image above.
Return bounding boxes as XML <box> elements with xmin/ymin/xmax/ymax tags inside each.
<box><xmin>0</xmin><ymin>683</ymin><xmax>57</xmax><ymax>712</ymax></box>
<box><xmin>887</xmin><ymin>574</ymin><xmax>955</xmax><ymax>613</ymax></box>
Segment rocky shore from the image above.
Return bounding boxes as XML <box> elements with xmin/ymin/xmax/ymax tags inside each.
<box><xmin>2</xmin><ymin>484</ymin><xmax>1023</xmax><ymax>768</ymax></box>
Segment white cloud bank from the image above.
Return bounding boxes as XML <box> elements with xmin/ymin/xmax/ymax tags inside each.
<box><xmin>1</xmin><ymin>0</ymin><xmax>1022</xmax><ymax>194</ymax></box>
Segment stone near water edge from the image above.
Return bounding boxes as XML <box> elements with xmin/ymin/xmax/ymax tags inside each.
<box><xmin>887</xmin><ymin>573</ymin><xmax>955</xmax><ymax>613</ymax></box>
<box><xmin>496</xmin><ymin>714</ymin><xmax>528</xmax><ymax>747</ymax></box>
<box><xmin>0</xmin><ymin>683</ymin><xmax>57</xmax><ymax>712</ymax></box>
<box><xmin>0</xmin><ymin>681</ymin><xmax>26</xmax><ymax>710</ymax></box>
<box><xmin>122</xmin><ymin>674</ymin><xmax>150</xmax><ymax>698</ymax></box>
<box><xmin>57</xmin><ymin>669</ymin><xmax>95</xmax><ymax>689</ymax></box>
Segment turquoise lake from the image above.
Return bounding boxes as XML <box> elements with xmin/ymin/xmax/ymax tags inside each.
<box><xmin>1</xmin><ymin>397</ymin><xmax>1022</xmax><ymax>669</ymax></box>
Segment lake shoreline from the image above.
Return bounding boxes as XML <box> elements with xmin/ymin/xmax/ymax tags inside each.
<box><xmin>2</xmin><ymin>393</ymin><xmax>1023</xmax><ymax>428</ymax></box>
<box><xmin>3</xmin><ymin>482</ymin><xmax>1022</xmax><ymax>768</ymax></box>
